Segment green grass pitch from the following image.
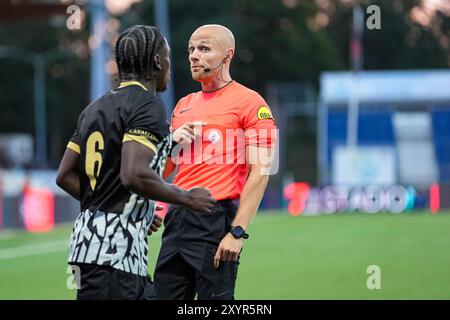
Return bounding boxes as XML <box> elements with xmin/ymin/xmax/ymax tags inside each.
<box><xmin>0</xmin><ymin>210</ymin><xmax>449</xmax><ymax>299</ymax></box>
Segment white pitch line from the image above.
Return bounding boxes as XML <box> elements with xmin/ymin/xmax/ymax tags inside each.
<box><xmin>0</xmin><ymin>240</ymin><xmax>68</xmax><ymax>261</ymax></box>
<box><xmin>0</xmin><ymin>214</ymin><xmax>281</xmax><ymax>261</ymax></box>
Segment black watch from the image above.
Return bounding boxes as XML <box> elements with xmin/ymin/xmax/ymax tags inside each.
<box><xmin>230</xmin><ymin>226</ymin><xmax>249</xmax><ymax>239</ymax></box>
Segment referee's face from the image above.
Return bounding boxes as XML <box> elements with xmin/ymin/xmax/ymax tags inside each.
<box><xmin>188</xmin><ymin>34</ymin><xmax>225</xmax><ymax>82</ymax></box>
<box><xmin>156</xmin><ymin>39</ymin><xmax>171</xmax><ymax>92</ymax></box>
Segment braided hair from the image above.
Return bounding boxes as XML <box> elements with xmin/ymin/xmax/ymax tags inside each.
<box><xmin>115</xmin><ymin>25</ymin><xmax>166</xmax><ymax>81</ymax></box>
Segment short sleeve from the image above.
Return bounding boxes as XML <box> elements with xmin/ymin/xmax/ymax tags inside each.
<box><xmin>241</xmin><ymin>94</ymin><xmax>277</xmax><ymax>148</ymax></box>
<box><xmin>66</xmin><ymin>113</ymin><xmax>83</xmax><ymax>154</ymax></box>
<box><xmin>67</xmin><ymin>128</ymin><xmax>81</xmax><ymax>154</ymax></box>
<box><xmin>123</xmin><ymin>98</ymin><xmax>169</xmax><ymax>154</ymax></box>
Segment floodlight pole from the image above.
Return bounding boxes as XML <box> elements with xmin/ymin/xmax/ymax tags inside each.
<box><xmin>89</xmin><ymin>0</ymin><xmax>110</xmax><ymax>102</ymax></box>
<box><xmin>347</xmin><ymin>5</ymin><xmax>364</xmax><ymax>147</ymax></box>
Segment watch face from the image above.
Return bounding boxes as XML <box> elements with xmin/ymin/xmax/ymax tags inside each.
<box><xmin>232</xmin><ymin>226</ymin><xmax>244</xmax><ymax>238</ymax></box>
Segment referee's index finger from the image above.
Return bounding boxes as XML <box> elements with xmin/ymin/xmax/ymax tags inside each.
<box><xmin>213</xmin><ymin>248</ymin><xmax>222</xmax><ymax>268</ymax></box>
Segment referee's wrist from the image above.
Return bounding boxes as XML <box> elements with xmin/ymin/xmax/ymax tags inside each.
<box><xmin>229</xmin><ymin>225</ymin><xmax>249</xmax><ymax>239</ymax></box>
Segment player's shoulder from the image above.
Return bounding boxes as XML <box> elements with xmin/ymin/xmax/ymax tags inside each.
<box><xmin>109</xmin><ymin>84</ymin><xmax>161</xmax><ymax>107</ymax></box>
<box><xmin>76</xmin><ymin>97</ymin><xmax>99</xmax><ymax>122</ymax></box>
<box><xmin>130</xmin><ymin>87</ymin><xmax>161</xmax><ymax>105</ymax></box>
<box><xmin>124</xmin><ymin>89</ymin><xmax>165</xmax><ymax>117</ymax></box>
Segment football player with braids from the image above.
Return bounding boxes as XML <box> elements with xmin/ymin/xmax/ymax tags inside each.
<box><xmin>56</xmin><ymin>25</ymin><xmax>215</xmax><ymax>300</ymax></box>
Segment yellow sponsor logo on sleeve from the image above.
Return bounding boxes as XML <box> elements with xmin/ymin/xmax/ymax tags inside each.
<box><xmin>257</xmin><ymin>106</ymin><xmax>273</xmax><ymax>120</ymax></box>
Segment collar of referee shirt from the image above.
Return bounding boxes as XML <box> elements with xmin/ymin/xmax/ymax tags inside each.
<box><xmin>201</xmin><ymin>79</ymin><xmax>234</xmax><ymax>93</ymax></box>
<box><xmin>118</xmin><ymin>80</ymin><xmax>148</xmax><ymax>91</ymax></box>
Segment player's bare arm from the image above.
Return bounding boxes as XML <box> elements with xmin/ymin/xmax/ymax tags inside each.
<box><xmin>56</xmin><ymin>148</ymin><xmax>81</xmax><ymax>201</ymax></box>
<box><xmin>121</xmin><ymin>140</ymin><xmax>216</xmax><ymax>213</ymax></box>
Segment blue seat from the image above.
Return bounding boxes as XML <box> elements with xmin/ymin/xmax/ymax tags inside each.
<box><xmin>327</xmin><ymin>108</ymin><xmax>395</xmax><ymax>171</ymax></box>
<box><xmin>431</xmin><ymin>108</ymin><xmax>450</xmax><ymax>182</ymax></box>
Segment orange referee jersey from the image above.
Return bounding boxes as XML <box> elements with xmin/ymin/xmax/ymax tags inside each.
<box><xmin>170</xmin><ymin>81</ymin><xmax>277</xmax><ymax>201</ymax></box>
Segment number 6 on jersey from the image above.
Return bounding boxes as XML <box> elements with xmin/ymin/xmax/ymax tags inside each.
<box><xmin>85</xmin><ymin>131</ymin><xmax>104</xmax><ymax>190</ymax></box>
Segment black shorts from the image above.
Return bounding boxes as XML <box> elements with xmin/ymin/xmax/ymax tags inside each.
<box><xmin>154</xmin><ymin>200</ymin><xmax>239</xmax><ymax>300</ymax></box>
<box><xmin>71</xmin><ymin>263</ymin><xmax>155</xmax><ymax>300</ymax></box>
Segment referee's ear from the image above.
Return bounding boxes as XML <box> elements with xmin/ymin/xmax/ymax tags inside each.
<box><xmin>224</xmin><ymin>49</ymin><xmax>234</xmax><ymax>64</ymax></box>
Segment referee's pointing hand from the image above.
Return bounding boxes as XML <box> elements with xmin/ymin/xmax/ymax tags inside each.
<box><xmin>173</xmin><ymin>121</ymin><xmax>206</xmax><ymax>144</ymax></box>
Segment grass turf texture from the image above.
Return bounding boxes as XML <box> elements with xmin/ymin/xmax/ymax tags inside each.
<box><xmin>0</xmin><ymin>211</ymin><xmax>449</xmax><ymax>299</ymax></box>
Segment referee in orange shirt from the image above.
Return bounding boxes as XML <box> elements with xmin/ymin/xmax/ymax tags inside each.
<box><xmin>154</xmin><ymin>24</ymin><xmax>277</xmax><ymax>300</ymax></box>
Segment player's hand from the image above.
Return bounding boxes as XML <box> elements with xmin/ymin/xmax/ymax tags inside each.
<box><xmin>173</xmin><ymin>121</ymin><xmax>206</xmax><ymax>144</ymax></box>
<box><xmin>213</xmin><ymin>233</ymin><xmax>243</xmax><ymax>268</ymax></box>
<box><xmin>147</xmin><ymin>206</ymin><xmax>163</xmax><ymax>236</ymax></box>
<box><xmin>186</xmin><ymin>187</ymin><xmax>216</xmax><ymax>213</ymax></box>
